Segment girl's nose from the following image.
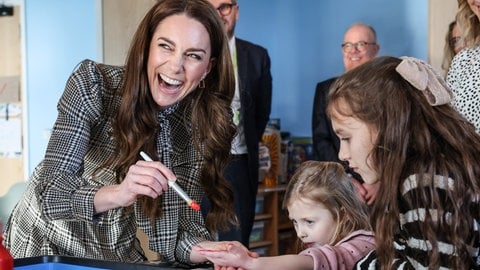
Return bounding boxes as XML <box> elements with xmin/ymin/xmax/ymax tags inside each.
<box><xmin>296</xmin><ymin>228</ymin><xmax>307</xmax><ymax>239</ymax></box>
<box><xmin>338</xmin><ymin>145</ymin><xmax>349</xmax><ymax>162</ymax></box>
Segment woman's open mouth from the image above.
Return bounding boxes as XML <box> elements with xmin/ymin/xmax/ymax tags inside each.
<box><xmin>159</xmin><ymin>73</ymin><xmax>183</xmax><ymax>92</ymax></box>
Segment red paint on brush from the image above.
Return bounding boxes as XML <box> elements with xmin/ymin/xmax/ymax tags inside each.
<box><xmin>190</xmin><ymin>201</ymin><xmax>200</xmax><ymax>211</ymax></box>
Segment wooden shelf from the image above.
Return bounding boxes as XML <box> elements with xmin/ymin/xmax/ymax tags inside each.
<box><xmin>254</xmin><ymin>213</ymin><xmax>272</xmax><ymax>221</ymax></box>
<box><xmin>250</xmin><ymin>184</ymin><xmax>295</xmax><ymax>255</ymax></box>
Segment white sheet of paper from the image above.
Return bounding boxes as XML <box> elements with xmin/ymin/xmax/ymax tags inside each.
<box><xmin>0</xmin><ymin>118</ymin><xmax>22</xmax><ymax>157</ymax></box>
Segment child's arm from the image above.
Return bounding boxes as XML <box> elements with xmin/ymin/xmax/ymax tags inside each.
<box><xmin>195</xmin><ymin>242</ymin><xmax>313</xmax><ymax>270</ymax></box>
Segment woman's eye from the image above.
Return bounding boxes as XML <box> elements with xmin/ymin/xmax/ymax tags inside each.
<box><xmin>159</xmin><ymin>43</ymin><xmax>171</xmax><ymax>50</ymax></box>
<box><xmin>187</xmin><ymin>53</ymin><xmax>202</xmax><ymax>60</ymax></box>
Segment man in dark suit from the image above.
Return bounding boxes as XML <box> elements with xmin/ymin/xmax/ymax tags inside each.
<box><xmin>312</xmin><ymin>23</ymin><xmax>379</xmax><ymax>205</ymax></box>
<box><xmin>206</xmin><ymin>0</ymin><xmax>272</xmax><ymax>246</ymax></box>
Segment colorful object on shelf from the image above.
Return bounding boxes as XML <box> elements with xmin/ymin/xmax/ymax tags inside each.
<box><xmin>249</xmin><ymin>220</ymin><xmax>266</xmax><ymax>243</ymax></box>
<box><xmin>261</xmin><ymin>126</ymin><xmax>281</xmax><ymax>187</ymax></box>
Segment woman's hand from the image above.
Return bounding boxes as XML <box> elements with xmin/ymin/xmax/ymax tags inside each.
<box><xmin>193</xmin><ymin>241</ymin><xmax>258</xmax><ymax>270</ymax></box>
<box><xmin>352</xmin><ymin>178</ymin><xmax>380</xmax><ymax>205</ymax></box>
<box><xmin>94</xmin><ymin>159</ymin><xmax>176</xmax><ymax>213</ymax></box>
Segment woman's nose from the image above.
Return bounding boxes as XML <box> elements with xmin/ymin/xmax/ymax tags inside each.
<box><xmin>168</xmin><ymin>53</ymin><xmax>184</xmax><ymax>73</ymax></box>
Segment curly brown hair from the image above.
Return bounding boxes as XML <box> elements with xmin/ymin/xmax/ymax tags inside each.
<box><xmin>108</xmin><ymin>0</ymin><xmax>236</xmax><ymax>233</ymax></box>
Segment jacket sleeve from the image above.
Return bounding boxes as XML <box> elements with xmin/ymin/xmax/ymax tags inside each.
<box><xmin>38</xmin><ymin>59</ymin><xmax>113</xmax><ymax>222</ymax></box>
<box><xmin>254</xmin><ymin>47</ymin><xmax>272</xmax><ymax>141</ymax></box>
<box><xmin>300</xmin><ymin>231</ymin><xmax>375</xmax><ymax>270</ymax></box>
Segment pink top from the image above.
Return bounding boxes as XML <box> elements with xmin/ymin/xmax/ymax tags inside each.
<box><xmin>299</xmin><ymin>230</ymin><xmax>375</xmax><ymax>270</ymax></box>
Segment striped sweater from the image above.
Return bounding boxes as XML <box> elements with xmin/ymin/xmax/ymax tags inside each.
<box><xmin>355</xmin><ymin>174</ymin><xmax>480</xmax><ymax>269</ymax></box>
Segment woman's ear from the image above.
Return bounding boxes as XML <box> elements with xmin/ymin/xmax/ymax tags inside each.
<box><xmin>204</xmin><ymin>58</ymin><xmax>216</xmax><ymax>78</ymax></box>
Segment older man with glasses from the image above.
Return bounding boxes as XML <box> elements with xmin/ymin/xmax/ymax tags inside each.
<box><xmin>203</xmin><ymin>0</ymin><xmax>272</xmax><ymax>248</ymax></box>
<box><xmin>312</xmin><ymin>23</ymin><xmax>380</xmax><ymax>206</ymax></box>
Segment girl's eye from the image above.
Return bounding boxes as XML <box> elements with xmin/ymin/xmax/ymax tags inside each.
<box><xmin>340</xmin><ymin>137</ymin><xmax>350</xmax><ymax>142</ymax></box>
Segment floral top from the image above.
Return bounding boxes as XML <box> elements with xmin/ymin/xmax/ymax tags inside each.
<box><xmin>447</xmin><ymin>46</ymin><xmax>480</xmax><ymax>133</ymax></box>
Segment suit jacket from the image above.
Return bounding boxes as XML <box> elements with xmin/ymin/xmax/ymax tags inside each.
<box><xmin>312</xmin><ymin>77</ymin><xmax>364</xmax><ymax>182</ymax></box>
<box><xmin>235</xmin><ymin>38</ymin><xmax>272</xmax><ymax>190</ymax></box>
<box><xmin>312</xmin><ymin>77</ymin><xmax>339</xmax><ymax>162</ymax></box>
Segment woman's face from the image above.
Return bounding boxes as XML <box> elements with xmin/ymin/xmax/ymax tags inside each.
<box><xmin>147</xmin><ymin>14</ymin><xmax>214</xmax><ymax>108</ymax></box>
<box><xmin>331</xmin><ymin>101</ymin><xmax>378</xmax><ymax>184</ymax></box>
<box><xmin>468</xmin><ymin>0</ymin><xmax>480</xmax><ymax>21</ymax></box>
<box><xmin>451</xmin><ymin>24</ymin><xmax>463</xmax><ymax>54</ymax></box>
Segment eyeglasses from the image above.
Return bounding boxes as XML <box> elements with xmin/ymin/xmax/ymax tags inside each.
<box><xmin>449</xmin><ymin>36</ymin><xmax>462</xmax><ymax>48</ymax></box>
<box><xmin>341</xmin><ymin>41</ymin><xmax>376</xmax><ymax>53</ymax></box>
<box><xmin>216</xmin><ymin>3</ymin><xmax>237</xmax><ymax>16</ymax></box>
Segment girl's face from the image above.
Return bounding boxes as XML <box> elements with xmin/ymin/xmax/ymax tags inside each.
<box><xmin>468</xmin><ymin>0</ymin><xmax>480</xmax><ymax>21</ymax></box>
<box><xmin>288</xmin><ymin>198</ymin><xmax>337</xmax><ymax>248</ymax></box>
<box><xmin>147</xmin><ymin>14</ymin><xmax>214</xmax><ymax>108</ymax></box>
<box><xmin>331</xmin><ymin>103</ymin><xmax>378</xmax><ymax>184</ymax></box>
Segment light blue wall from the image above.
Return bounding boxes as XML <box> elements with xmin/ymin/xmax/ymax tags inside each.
<box><xmin>24</xmin><ymin>0</ymin><xmax>428</xmax><ymax>175</ymax></box>
<box><xmin>25</xmin><ymin>0</ymin><xmax>98</xmax><ymax>173</ymax></box>
<box><xmin>234</xmin><ymin>0</ymin><xmax>428</xmax><ymax>138</ymax></box>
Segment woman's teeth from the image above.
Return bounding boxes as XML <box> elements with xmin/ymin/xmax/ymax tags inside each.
<box><xmin>160</xmin><ymin>74</ymin><xmax>182</xmax><ymax>86</ymax></box>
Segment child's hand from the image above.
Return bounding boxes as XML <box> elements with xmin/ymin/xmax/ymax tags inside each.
<box><xmin>194</xmin><ymin>241</ymin><xmax>258</xmax><ymax>269</ymax></box>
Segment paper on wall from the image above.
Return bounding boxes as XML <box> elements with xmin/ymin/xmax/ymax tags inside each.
<box><xmin>0</xmin><ymin>103</ymin><xmax>22</xmax><ymax>157</ymax></box>
<box><xmin>0</xmin><ymin>76</ymin><xmax>20</xmax><ymax>103</ymax></box>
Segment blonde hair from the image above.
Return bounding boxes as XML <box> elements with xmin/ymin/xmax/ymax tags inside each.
<box><xmin>456</xmin><ymin>0</ymin><xmax>480</xmax><ymax>47</ymax></box>
<box><xmin>442</xmin><ymin>21</ymin><xmax>459</xmax><ymax>72</ymax></box>
<box><xmin>282</xmin><ymin>161</ymin><xmax>371</xmax><ymax>246</ymax></box>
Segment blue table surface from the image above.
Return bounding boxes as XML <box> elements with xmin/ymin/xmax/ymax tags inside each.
<box><xmin>14</xmin><ymin>256</ymin><xmax>212</xmax><ymax>270</ymax></box>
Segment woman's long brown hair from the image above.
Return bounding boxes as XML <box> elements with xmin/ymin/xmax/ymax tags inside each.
<box><xmin>104</xmin><ymin>0</ymin><xmax>236</xmax><ymax>233</ymax></box>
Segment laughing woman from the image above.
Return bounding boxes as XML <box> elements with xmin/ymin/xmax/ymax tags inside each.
<box><xmin>5</xmin><ymin>0</ymin><xmax>237</xmax><ymax>266</ymax></box>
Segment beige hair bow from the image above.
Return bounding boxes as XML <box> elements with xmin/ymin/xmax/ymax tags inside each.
<box><xmin>395</xmin><ymin>56</ymin><xmax>453</xmax><ymax>106</ymax></box>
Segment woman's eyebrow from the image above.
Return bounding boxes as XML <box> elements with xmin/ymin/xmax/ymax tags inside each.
<box><xmin>156</xmin><ymin>36</ymin><xmax>207</xmax><ymax>54</ymax></box>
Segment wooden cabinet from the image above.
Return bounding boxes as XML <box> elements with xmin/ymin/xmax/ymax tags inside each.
<box><xmin>249</xmin><ymin>185</ymin><xmax>296</xmax><ymax>256</ymax></box>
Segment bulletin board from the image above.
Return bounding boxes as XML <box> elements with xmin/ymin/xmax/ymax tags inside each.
<box><xmin>0</xmin><ymin>6</ymin><xmax>23</xmax><ymax>196</ymax></box>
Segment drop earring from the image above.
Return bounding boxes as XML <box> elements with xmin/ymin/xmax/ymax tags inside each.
<box><xmin>199</xmin><ymin>73</ymin><xmax>206</xmax><ymax>89</ymax></box>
